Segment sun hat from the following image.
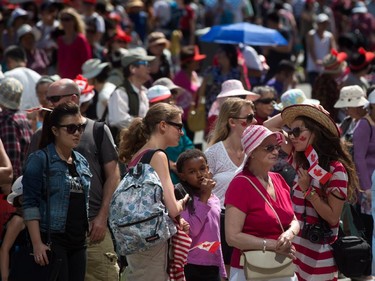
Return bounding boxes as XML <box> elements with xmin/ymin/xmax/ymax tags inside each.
<box><xmin>349</xmin><ymin>47</ymin><xmax>375</xmax><ymax>71</ymax></box>
<box><xmin>217</xmin><ymin>79</ymin><xmax>260</xmax><ymax>101</ymax></box>
<box><xmin>316</xmin><ymin>13</ymin><xmax>329</xmax><ymax>23</ymax></box>
<box><xmin>274</xmin><ymin>89</ymin><xmax>320</xmax><ymax>111</ymax></box>
<box><xmin>334</xmin><ymin>85</ymin><xmax>368</xmax><ymax>108</ymax></box>
<box><xmin>241</xmin><ymin>125</ymin><xmax>283</xmax><ymax>159</ymax></box>
<box><xmin>147</xmin><ymin>85</ymin><xmax>172</xmax><ymax>103</ymax></box>
<box><xmin>0</xmin><ymin>77</ymin><xmax>23</xmax><ymax>110</ymax></box>
<box><xmin>125</xmin><ymin>0</ymin><xmax>144</xmax><ymax>9</ymax></box>
<box><xmin>352</xmin><ymin>1</ymin><xmax>368</xmax><ymax>13</ymax></box>
<box><xmin>152</xmin><ymin>77</ymin><xmax>182</xmax><ymax>93</ymax></box>
<box><xmin>8</xmin><ymin>8</ymin><xmax>28</xmax><ymax>27</ymax></box>
<box><xmin>121</xmin><ymin>47</ymin><xmax>155</xmax><ymax>68</ymax></box>
<box><xmin>82</xmin><ymin>59</ymin><xmax>110</xmax><ymax>79</ymax></box>
<box><xmin>322</xmin><ymin>49</ymin><xmax>348</xmax><ymax>74</ymax></box>
<box><xmin>17</xmin><ymin>24</ymin><xmax>41</xmax><ymax>42</ymax></box>
<box><xmin>147</xmin><ymin>32</ymin><xmax>169</xmax><ymax>48</ymax></box>
<box><xmin>180</xmin><ymin>45</ymin><xmax>206</xmax><ymax>64</ymax></box>
<box><xmin>7</xmin><ymin>176</ymin><xmax>23</xmax><ymax>205</ymax></box>
<box><xmin>281</xmin><ymin>104</ymin><xmax>340</xmax><ymax>137</ymax></box>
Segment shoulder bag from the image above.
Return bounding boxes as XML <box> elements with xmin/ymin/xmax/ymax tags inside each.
<box><xmin>237</xmin><ymin>176</ymin><xmax>295</xmax><ymax>280</ymax></box>
<box><xmin>187</xmin><ymin>95</ymin><xmax>206</xmax><ymax>132</ymax></box>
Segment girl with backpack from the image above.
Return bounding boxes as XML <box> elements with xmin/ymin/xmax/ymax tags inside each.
<box><xmin>117</xmin><ymin>103</ymin><xmax>189</xmax><ymax>281</ymax></box>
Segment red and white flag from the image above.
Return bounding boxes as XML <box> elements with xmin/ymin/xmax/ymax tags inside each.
<box><xmin>190</xmin><ymin>241</ymin><xmax>220</xmax><ymax>253</ymax></box>
<box><xmin>305</xmin><ymin>145</ymin><xmax>332</xmax><ymax>184</ymax></box>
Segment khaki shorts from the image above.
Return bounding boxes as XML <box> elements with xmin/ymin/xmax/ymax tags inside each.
<box><xmin>85</xmin><ymin>228</ymin><xmax>120</xmax><ymax>281</ymax></box>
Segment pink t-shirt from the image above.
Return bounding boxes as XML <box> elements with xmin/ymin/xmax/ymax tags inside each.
<box><xmin>224</xmin><ymin>170</ymin><xmax>295</xmax><ymax>268</ymax></box>
<box><xmin>57</xmin><ymin>33</ymin><xmax>92</xmax><ymax>79</ymax></box>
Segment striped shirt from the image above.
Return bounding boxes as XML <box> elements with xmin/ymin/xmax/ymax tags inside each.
<box><xmin>291</xmin><ymin>160</ymin><xmax>348</xmax><ymax>281</ymax></box>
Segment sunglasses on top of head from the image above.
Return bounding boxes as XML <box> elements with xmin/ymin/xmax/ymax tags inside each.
<box><xmin>286</xmin><ymin>127</ymin><xmax>309</xmax><ymax>138</ymax></box>
<box><xmin>230</xmin><ymin>113</ymin><xmax>254</xmax><ymax>124</ymax></box>
<box><xmin>58</xmin><ymin>123</ymin><xmax>86</xmax><ymax>134</ymax></box>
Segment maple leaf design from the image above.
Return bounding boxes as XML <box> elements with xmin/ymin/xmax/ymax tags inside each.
<box><xmin>202</xmin><ymin>243</ymin><xmax>210</xmax><ymax>248</ymax></box>
<box><xmin>314</xmin><ymin>169</ymin><xmax>322</xmax><ymax>177</ymax></box>
<box><xmin>299</xmin><ymin>136</ymin><xmax>307</xmax><ymax>141</ymax></box>
<box><xmin>311</xmin><ymin>154</ymin><xmax>316</xmax><ymax>163</ymax></box>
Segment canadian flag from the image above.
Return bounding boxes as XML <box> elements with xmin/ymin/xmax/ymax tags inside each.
<box><xmin>305</xmin><ymin>145</ymin><xmax>332</xmax><ymax>184</ymax></box>
<box><xmin>190</xmin><ymin>241</ymin><xmax>220</xmax><ymax>253</ymax></box>
<box><xmin>304</xmin><ymin>145</ymin><xmax>318</xmax><ymax>166</ymax></box>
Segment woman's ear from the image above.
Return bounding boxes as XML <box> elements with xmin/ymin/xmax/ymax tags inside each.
<box><xmin>51</xmin><ymin>126</ymin><xmax>58</xmax><ymax>136</ymax></box>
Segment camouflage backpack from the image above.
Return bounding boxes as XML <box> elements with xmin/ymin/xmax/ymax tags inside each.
<box><xmin>109</xmin><ymin>150</ymin><xmax>176</xmax><ymax>255</ymax></box>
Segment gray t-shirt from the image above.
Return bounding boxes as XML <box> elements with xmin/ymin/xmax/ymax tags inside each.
<box><xmin>27</xmin><ymin>118</ymin><xmax>118</xmax><ymax>219</ymax></box>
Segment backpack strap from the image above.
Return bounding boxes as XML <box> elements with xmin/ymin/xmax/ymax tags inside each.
<box><xmin>93</xmin><ymin>121</ymin><xmax>105</xmax><ymax>165</ymax></box>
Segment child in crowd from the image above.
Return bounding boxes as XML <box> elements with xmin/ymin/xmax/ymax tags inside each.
<box><xmin>176</xmin><ymin>149</ymin><xmax>226</xmax><ymax>281</ymax></box>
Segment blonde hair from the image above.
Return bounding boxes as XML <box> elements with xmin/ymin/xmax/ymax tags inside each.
<box><xmin>208</xmin><ymin>98</ymin><xmax>254</xmax><ymax>146</ymax></box>
<box><xmin>118</xmin><ymin>103</ymin><xmax>182</xmax><ymax>163</ymax></box>
<box><xmin>59</xmin><ymin>7</ymin><xmax>86</xmax><ymax>35</ymax></box>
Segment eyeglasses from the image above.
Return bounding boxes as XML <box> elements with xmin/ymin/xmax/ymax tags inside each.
<box><xmin>257</xmin><ymin>98</ymin><xmax>276</xmax><ymax>104</ymax></box>
<box><xmin>165</xmin><ymin>121</ymin><xmax>183</xmax><ymax>132</ymax></box>
<box><xmin>231</xmin><ymin>114</ymin><xmax>254</xmax><ymax>124</ymax></box>
<box><xmin>287</xmin><ymin>127</ymin><xmax>309</xmax><ymax>138</ymax></box>
<box><xmin>134</xmin><ymin>61</ymin><xmax>149</xmax><ymax>66</ymax></box>
<box><xmin>263</xmin><ymin>144</ymin><xmax>281</xmax><ymax>153</ymax></box>
<box><xmin>58</xmin><ymin>123</ymin><xmax>86</xmax><ymax>134</ymax></box>
<box><xmin>46</xmin><ymin>94</ymin><xmax>76</xmax><ymax>103</ymax></box>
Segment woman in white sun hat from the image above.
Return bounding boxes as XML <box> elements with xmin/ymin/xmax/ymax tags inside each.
<box><xmin>264</xmin><ymin>104</ymin><xmax>360</xmax><ymax>280</ymax></box>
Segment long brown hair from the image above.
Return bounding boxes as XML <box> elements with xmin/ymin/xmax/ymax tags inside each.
<box><xmin>294</xmin><ymin>116</ymin><xmax>359</xmax><ymax>202</ymax></box>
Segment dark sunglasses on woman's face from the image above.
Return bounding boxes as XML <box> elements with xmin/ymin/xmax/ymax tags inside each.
<box><xmin>257</xmin><ymin>98</ymin><xmax>276</xmax><ymax>104</ymax></box>
<box><xmin>58</xmin><ymin>123</ymin><xmax>86</xmax><ymax>134</ymax></box>
<box><xmin>287</xmin><ymin>127</ymin><xmax>309</xmax><ymax>138</ymax></box>
<box><xmin>231</xmin><ymin>113</ymin><xmax>254</xmax><ymax>124</ymax></box>
<box><xmin>263</xmin><ymin>144</ymin><xmax>281</xmax><ymax>153</ymax></box>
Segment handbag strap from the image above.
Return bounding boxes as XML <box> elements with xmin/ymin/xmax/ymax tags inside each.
<box><xmin>41</xmin><ymin>148</ymin><xmax>51</xmax><ymax>246</ymax></box>
<box><xmin>237</xmin><ymin>175</ymin><xmax>285</xmax><ymax>233</ymax></box>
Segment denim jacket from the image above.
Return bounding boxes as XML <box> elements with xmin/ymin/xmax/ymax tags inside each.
<box><xmin>23</xmin><ymin>143</ymin><xmax>92</xmax><ymax>233</ymax></box>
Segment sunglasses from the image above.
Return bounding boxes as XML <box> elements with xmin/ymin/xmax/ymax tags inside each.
<box><xmin>58</xmin><ymin>123</ymin><xmax>86</xmax><ymax>134</ymax></box>
<box><xmin>134</xmin><ymin>60</ymin><xmax>149</xmax><ymax>66</ymax></box>
<box><xmin>287</xmin><ymin>127</ymin><xmax>309</xmax><ymax>138</ymax></box>
<box><xmin>263</xmin><ymin>144</ymin><xmax>281</xmax><ymax>153</ymax></box>
<box><xmin>257</xmin><ymin>98</ymin><xmax>276</xmax><ymax>104</ymax></box>
<box><xmin>231</xmin><ymin>113</ymin><xmax>254</xmax><ymax>124</ymax></box>
<box><xmin>165</xmin><ymin>121</ymin><xmax>183</xmax><ymax>132</ymax></box>
<box><xmin>46</xmin><ymin>94</ymin><xmax>76</xmax><ymax>103</ymax></box>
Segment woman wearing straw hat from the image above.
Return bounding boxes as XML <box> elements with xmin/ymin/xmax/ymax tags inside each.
<box><xmin>264</xmin><ymin>104</ymin><xmax>359</xmax><ymax>280</ymax></box>
<box><xmin>224</xmin><ymin>125</ymin><xmax>300</xmax><ymax>281</ymax></box>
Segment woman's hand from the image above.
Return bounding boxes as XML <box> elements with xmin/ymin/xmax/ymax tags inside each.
<box><xmin>275</xmin><ymin>244</ymin><xmax>296</xmax><ymax>260</ymax></box>
<box><xmin>33</xmin><ymin>242</ymin><xmax>51</xmax><ymax>266</ymax></box>
<box><xmin>275</xmin><ymin>231</ymin><xmax>293</xmax><ymax>252</ymax></box>
<box><xmin>297</xmin><ymin>168</ymin><xmax>311</xmax><ymax>192</ymax></box>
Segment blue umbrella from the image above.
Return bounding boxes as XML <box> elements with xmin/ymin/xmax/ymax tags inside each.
<box><xmin>200</xmin><ymin>22</ymin><xmax>288</xmax><ymax>46</ymax></box>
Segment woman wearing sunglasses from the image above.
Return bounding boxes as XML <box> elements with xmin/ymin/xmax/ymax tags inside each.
<box><xmin>252</xmin><ymin>86</ymin><xmax>277</xmax><ymax>125</ymax></box>
<box><xmin>264</xmin><ymin>104</ymin><xmax>359</xmax><ymax>281</ymax></box>
<box><xmin>22</xmin><ymin>102</ymin><xmax>92</xmax><ymax>281</ymax></box>
<box><xmin>225</xmin><ymin>125</ymin><xmax>300</xmax><ymax>281</ymax></box>
<box><xmin>205</xmin><ymin>97</ymin><xmax>256</xmax><ymax>276</ymax></box>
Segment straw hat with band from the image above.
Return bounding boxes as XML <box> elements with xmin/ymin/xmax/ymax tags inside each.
<box><xmin>281</xmin><ymin>104</ymin><xmax>340</xmax><ymax>138</ymax></box>
<box><xmin>148</xmin><ymin>32</ymin><xmax>170</xmax><ymax>48</ymax></box>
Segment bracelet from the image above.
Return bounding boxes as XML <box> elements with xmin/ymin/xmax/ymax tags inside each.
<box><xmin>262</xmin><ymin>239</ymin><xmax>267</xmax><ymax>252</ymax></box>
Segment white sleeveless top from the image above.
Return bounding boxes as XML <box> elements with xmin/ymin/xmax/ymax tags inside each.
<box><xmin>306</xmin><ymin>30</ymin><xmax>333</xmax><ymax>73</ymax></box>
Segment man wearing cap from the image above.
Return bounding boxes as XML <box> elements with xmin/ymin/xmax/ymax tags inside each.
<box><xmin>0</xmin><ymin>77</ymin><xmax>32</xmax><ymax>182</ymax></box>
<box><xmin>3</xmin><ymin>45</ymin><xmax>41</xmax><ymax>111</ymax></box>
<box><xmin>306</xmin><ymin>13</ymin><xmax>336</xmax><ymax>86</ymax></box>
<box><xmin>28</xmin><ymin>79</ymin><xmax>121</xmax><ymax>281</ymax></box>
<box><xmin>107</xmin><ymin>48</ymin><xmax>155</xmax><ymax>135</ymax></box>
<box><xmin>82</xmin><ymin>58</ymin><xmax>115</xmax><ymax>120</ymax></box>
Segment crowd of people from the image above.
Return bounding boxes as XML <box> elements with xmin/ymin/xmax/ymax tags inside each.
<box><xmin>0</xmin><ymin>0</ymin><xmax>374</xmax><ymax>281</ymax></box>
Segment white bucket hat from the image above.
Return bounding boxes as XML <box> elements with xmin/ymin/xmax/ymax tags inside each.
<box><xmin>82</xmin><ymin>59</ymin><xmax>110</xmax><ymax>79</ymax></box>
<box><xmin>217</xmin><ymin>80</ymin><xmax>260</xmax><ymax>101</ymax></box>
<box><xmin>334</xmin><ymin>85</ymin><xmax>368</xmax><ymax>108</ymax></box>
<box><xmin>17</xmin><ymin>24</ymin><xmax>41</xmax><ymax>42</ymax></box>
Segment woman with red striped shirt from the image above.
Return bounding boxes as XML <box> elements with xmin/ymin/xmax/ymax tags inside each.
<box><xmin>265</xmin><ymin>104</ymin><xmax>359</xmax><ymax>281</ymax></box>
